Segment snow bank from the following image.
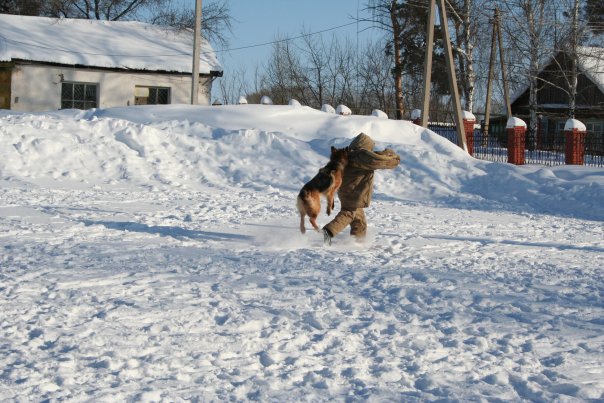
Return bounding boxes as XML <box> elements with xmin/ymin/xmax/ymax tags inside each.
<box><xmin>1</xmin><ymin>104</ymin><xmax>603</xmax><ymax>401</ymax></box>
<box><xmin>1</xmin><ymin>105</ymin><xmax>603</xmax><ymax>221</ymax></box>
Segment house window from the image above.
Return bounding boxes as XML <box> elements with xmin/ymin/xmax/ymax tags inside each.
<box><xmin>61</xmin><ymin>82</ymin><xmax>97</xmax><ymax>109</ymax></box>
<box><xmin>586</xmin><ymin>122</ymin><xmax>603</xmax><ymax>134</ymax></box>
<box><xmin>556</xmin><ymin>120</ymin><xmax>566</xmax><ymax>133</ymax></box>
<box><xmin>134</xmin><ymin>86</ymin><xmax>170</xmax><ymax>105</ymax></box>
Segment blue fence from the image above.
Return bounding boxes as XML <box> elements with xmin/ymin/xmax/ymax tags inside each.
<box><xmin>428</xmin><ymin>124</ymin><xmax>604</xmax><ymax>167</ymax></box>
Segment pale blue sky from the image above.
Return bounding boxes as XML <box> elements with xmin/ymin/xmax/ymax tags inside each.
<box><xmin>220</xmin><ymin>0</ymin><xmax>370</xmax><ymax>62</ymax></box>
<box><xmin>188</xmin><ymin>0</ymin><xmax>381</xmax><ymax>99</ymax></box>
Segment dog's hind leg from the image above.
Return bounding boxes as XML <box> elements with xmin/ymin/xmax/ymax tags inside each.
<box><xmin>297</xmin><ymin>197</ymin><xmax>307</xmax><ymax>233</ymax></box>
<box><xmin>309</xmin><ymin>215</ymin><xmax>320</xmax><ymax>232</ymax></box>
<box><xmin>299</xmin><ymin>211</ymin><xmax>306</xmax><ymax>233</ymax></box>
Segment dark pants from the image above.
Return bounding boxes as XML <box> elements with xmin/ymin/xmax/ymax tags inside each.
<box><xmin>324</xmin><ymin>208</ymin><xmax>367</xmax><ymax>238</ymax></box>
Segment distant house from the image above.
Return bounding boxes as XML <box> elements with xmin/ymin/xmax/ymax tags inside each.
<box><xmin>0</xmin><ymin>14</ymin><xmax>223</xmax><ymax>112</ymax></box>
<box><xmin>511</xmin><ymin>46</ymin><xmax>604</xmax><ymax>135</ymax></box>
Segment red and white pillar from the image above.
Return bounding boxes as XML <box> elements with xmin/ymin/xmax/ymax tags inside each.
<box><xmin>507</xmin><ymin>117</ymin><xmax>527</xmax><ymax>165</ymax></box>
<box><xmin>564</xmin><ymin>118</ymin><xmax>586</xmax><ymax>165</ymax></box>
<box><xmin>462</xmin><ymin>111</ymin><xmax>476</xmax><ymax>156</ymax></box>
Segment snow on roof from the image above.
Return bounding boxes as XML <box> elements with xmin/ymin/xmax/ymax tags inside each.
<box><xmin>578</xmin><ymin>46</ymin><xmax>604</xmax><ymax>94</ymax></box>
<box><xmin>511</xmin><ymin>46</ymin><xmax>604</xmax><ymax>104</ymax></box>
<box><xmin>0</xmin><ymin>14</ymin><xmax>222</xmax><ymax>74</ymax></box>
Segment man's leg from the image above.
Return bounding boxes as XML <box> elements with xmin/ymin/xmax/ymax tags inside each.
<box><xmin>349</xmin><ymin>208</ymin><xmax>367</xmax><ymax>239</ymax></box>
<box><xmin>323</xmin><ymin>209</ymin><xmax>355</xmax><ymax>238</ymax></box>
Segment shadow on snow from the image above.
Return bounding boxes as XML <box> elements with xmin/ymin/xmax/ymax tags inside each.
<box><xmin>83</xmin><ymin>220</ymin><xmax>254</xmax><ymax>242</ymax></box>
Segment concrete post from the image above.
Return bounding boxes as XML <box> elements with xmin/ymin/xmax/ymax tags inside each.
<box><xmin>564</xmin><ymin>118</ymin><xmax>587</xmax><ymax>165</ymax></box>
<box><xmin>507</xmin><ymin>117</ymin><xmax>527</xmax><ymax>165</ymax></box>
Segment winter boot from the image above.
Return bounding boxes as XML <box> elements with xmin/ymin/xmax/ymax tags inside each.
<box><xmin>323</xmin><ymin>228</ymin><xmax>332</xmax><ymax>246</ymax></box>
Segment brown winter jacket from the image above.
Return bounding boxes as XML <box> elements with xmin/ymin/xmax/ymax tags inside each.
<box><xmin>338</xmin><ymin>133</ymin><xmax>400</xmax><ymax>209</ymax></box>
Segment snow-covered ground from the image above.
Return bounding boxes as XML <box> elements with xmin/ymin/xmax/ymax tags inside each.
<box><xmin>1</xmin><ymin>105</ymin><xmax>603</xmax><ymax>401</ymax></box>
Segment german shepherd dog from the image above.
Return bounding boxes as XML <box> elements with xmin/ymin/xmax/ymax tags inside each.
<box><xmin>297</xmin><ymin>146</ymin><xmax>349</xmax><ymax>233</ymax></box>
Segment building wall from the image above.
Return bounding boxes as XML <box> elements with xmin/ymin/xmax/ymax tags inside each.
<box><xmin>9</xmin><ymin>63</ymin><xmax>213</xmax><ymax>112</ymax></box>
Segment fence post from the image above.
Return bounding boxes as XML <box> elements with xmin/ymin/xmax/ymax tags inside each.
<box><xmin>564</xmin><ymin>118</ymin><xmax>586</xmax><ymax>165</ymax></box>
<box><xmin>507</xmin><ymin>117</ymin><xmax>527</xmax><ymax>165</ymax></box>
<box><xmin>411</xmin><ymin>109</ymin><xmax>422</xmax><ymax>126</ymax></box>
<box><xmin>463</xmin><ymin>111</ymin><xmax>476</xmax><ymax>156</ymax></box>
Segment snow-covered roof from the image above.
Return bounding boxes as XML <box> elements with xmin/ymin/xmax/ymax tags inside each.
<box><xmin>511</xmin><ymin>46</ymin><xmax>604</xmax><ymax>104</ymax></box>
<box><xmin>0</xmin><ymin>14</ymin><xmax>222</xmax><ymax>74</ymax></box>
<box><xmin>578</xmin><ymin>46</ymin><xmax>604</xmax><ymax>93</ymax></box>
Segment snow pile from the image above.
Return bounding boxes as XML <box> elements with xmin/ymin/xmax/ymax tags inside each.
<box><xmin>1</xmin><ymin>104</ymin><xmax>603</xmax><ymax>401</ymax></box>
<box><xmin>1</xmin><ymin>105</ymin><xmax>603</xmax><ymax>220</ymax></box>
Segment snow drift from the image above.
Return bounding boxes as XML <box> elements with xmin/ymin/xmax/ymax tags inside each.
<box><xmin>1</xmin><ymin>105</ymin><xmax>603</xmax><ymax>401</ymax></box>
<box><xmin>1</xmin><ymin>105</ymin><xmax>603</xmax><ymax>220</ymax></box>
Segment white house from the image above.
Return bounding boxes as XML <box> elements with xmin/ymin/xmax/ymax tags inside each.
<box><xmin>0</xmin><ymin>14</ymin><xmax>223</xmax><ymax>112</ymax></box>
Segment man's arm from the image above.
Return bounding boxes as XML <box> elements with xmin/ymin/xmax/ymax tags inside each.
<box><xmin>349</xmin><ymin>148</ymin><xmax>400</xmax><ymax>170</ymax></box>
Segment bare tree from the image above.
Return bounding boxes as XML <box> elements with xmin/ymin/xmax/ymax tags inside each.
<box><xmin>357</xmin><ymin>40</ymin><xmax>396</xmax><ymax>115</ymax></box>
<box><xmin>41</xmin><ymin>0</ymin><xmax>161</xmax><ymax>20</ymax></box>
<box><xmin>216</xmin><ymin>66</ymin><xmax>252</xmax><ymax>105</ymax></box>
<box><xmin>501</xmin><ymin>0</ymin><xmax>555</xmax><ymax>133</ymax></box>
<box><xmin>150</xmin><ymin>0</ymin><xmax>233</xmax><ymax>49</ymax></box>
<box><xmin>566</xmin><ymin>0</ymin><xmax>581</xmax><ymax>118</ymax></box>
<box><xmin>363</xmin><ymin>0</ymin><xmax>406</xmax><ymax>119</ymax></box>
<box><xmin>13</xmin><ymin>0</ymin><xmax>232</xmax><ymax>49</ymax></box>
<box><xmin>256</xmin><ymin>31</ymin><xmax>357</xmax><ymax>110</ymax></box>
<box><xmin>446</xmin><ymin>0</ymin><xmax>491</xmax><ymax>112</ymax></box>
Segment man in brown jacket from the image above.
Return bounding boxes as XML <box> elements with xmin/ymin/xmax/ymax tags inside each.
<box><xmin>323</xmin><ymin>132</ymin><xmax>400</xmax><ymax>245</ymax></box>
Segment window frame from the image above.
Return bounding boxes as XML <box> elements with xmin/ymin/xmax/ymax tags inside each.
<box><xmin>61</xmin><ymin>81</ymin><xmax>98</xmax><ymax>110</ymax></box>
<box><xmin>134</xmin><ymin>86</ymin><xmax>171</xmax><ymax>105</ymax></box>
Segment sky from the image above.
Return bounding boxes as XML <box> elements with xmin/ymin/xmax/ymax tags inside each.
<box><xmin>217</xmin><ymin>0</ymin><xmax>369</xmax><ymax>63</ymax></box>
<box><xmin>191</xmin><ymin>0</ymin><xmax>381</xmax><ymax>101</ymax></box>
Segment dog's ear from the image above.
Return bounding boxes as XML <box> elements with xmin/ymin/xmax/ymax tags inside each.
<box><xmin>331</xmin><ymin>146</ymin><xmax>336</xmax><ymax>154</ymax></box>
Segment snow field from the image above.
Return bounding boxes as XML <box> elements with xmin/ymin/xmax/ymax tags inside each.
<box><xmin>1</xmin><ymin>105</ymin><xmax>603</xmax><ymax>401</ymax></box>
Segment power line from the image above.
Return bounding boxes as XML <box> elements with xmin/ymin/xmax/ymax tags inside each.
<box><xmin>211</xmin><ymin>21</ymin><xmax>360</xmax><ymax>54</ymax></box>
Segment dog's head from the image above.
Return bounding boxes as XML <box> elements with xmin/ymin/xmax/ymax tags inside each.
<box><xmin>330</xmin><ymin>146</ymin><xmax>349</xmax><ymax>165</ymax></box>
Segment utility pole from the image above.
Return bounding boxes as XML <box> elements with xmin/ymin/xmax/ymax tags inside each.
<box><xmin>437</xmin><ymin>0</ymin><xmax>466</xmax><ymax>152</ymax></box>
<box><xmin>191</xmin><ymin>0</ymin><xmax>202</xmax><ymax>105</ymax></box>
<box><xmin>420</xmin><ymin>0</ymin><xmax>467</xmax><ymax>152</ymax></box>
<box><xmin>420</xmin><ymin>0</ymin><xmax>436</xmax><ymax>128</ymax></box>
